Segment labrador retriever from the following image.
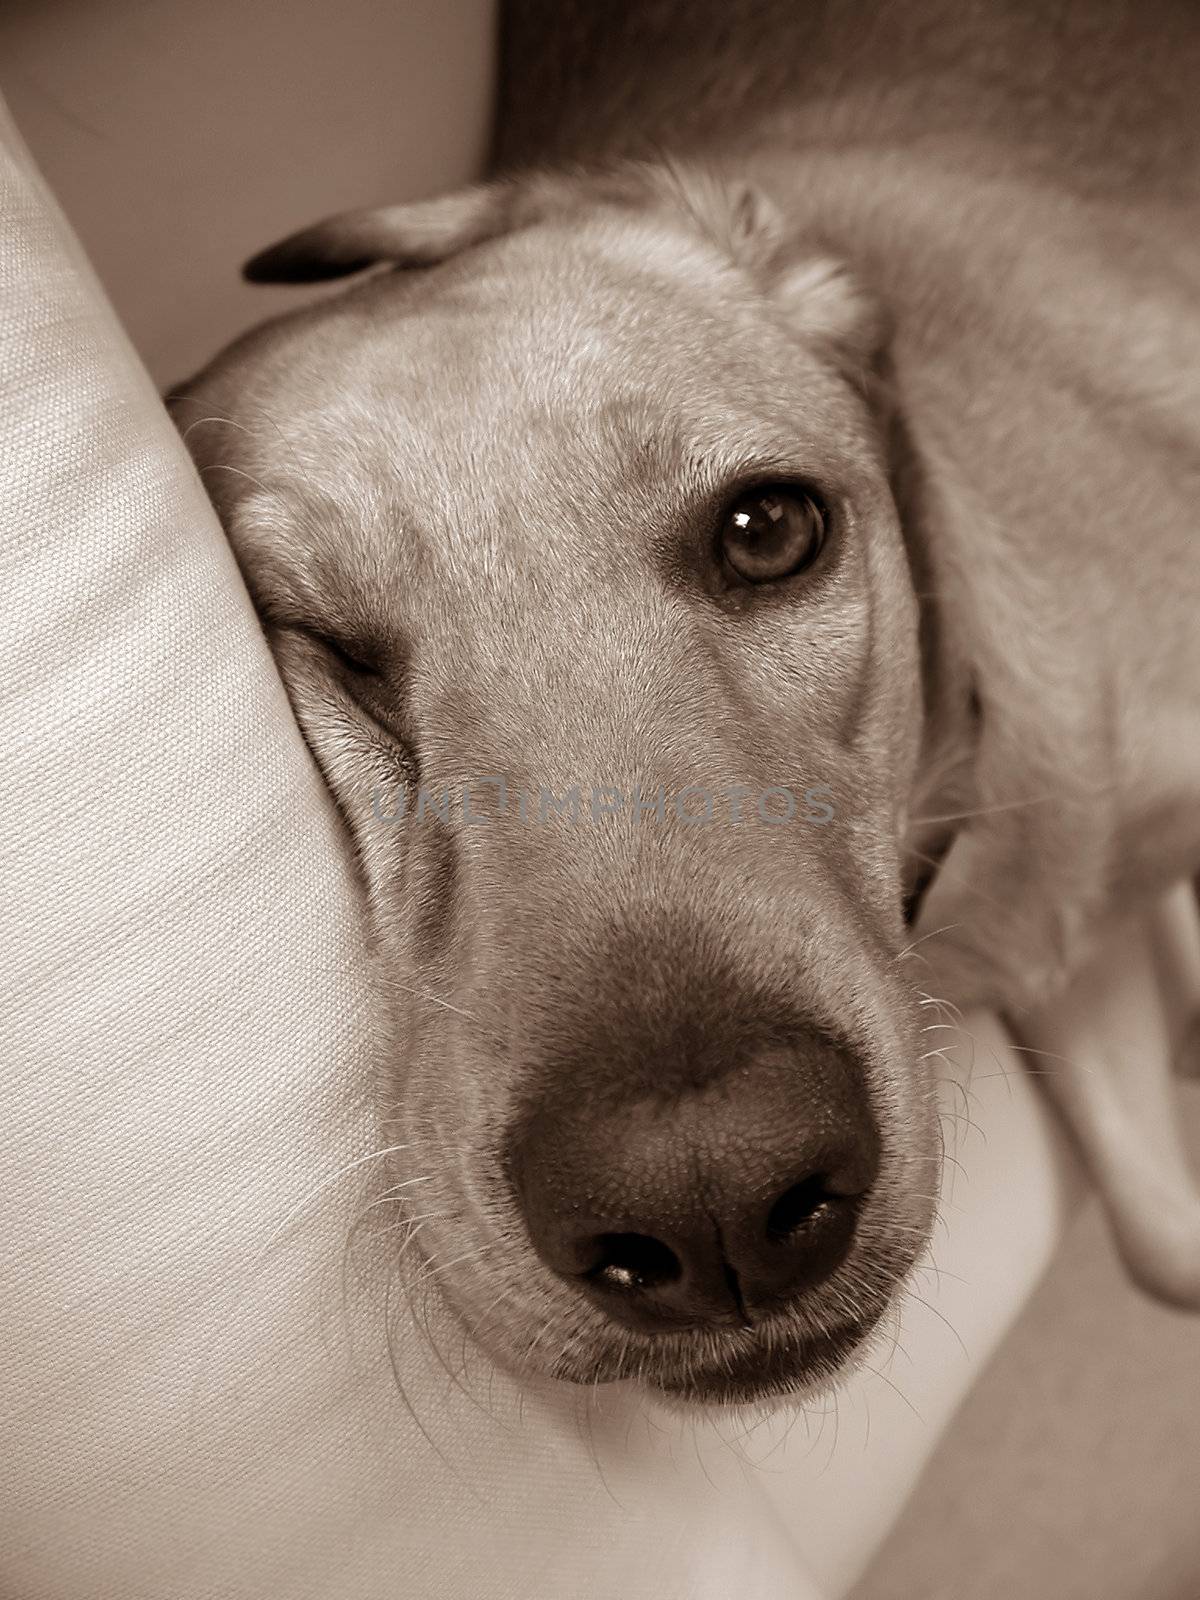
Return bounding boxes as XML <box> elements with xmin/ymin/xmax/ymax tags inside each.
<box><xmin>171</xmin><ymin>0</ymin><xmax>1200</xmax><ymax>1405</ymax></box>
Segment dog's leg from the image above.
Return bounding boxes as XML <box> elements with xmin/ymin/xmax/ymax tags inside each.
<box><xmin>1158</xmin><ymin>880</ymin><xmax>1200</xmax><ymax>1081</ymax></box>
<box><xmin>1010</xmin><ymin>881</ymin><xmax>1200</xmax><ymax>1309</ymax></box>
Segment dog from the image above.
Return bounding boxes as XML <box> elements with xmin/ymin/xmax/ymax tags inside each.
<box><xmin>171</xmin><ymin>0</ymin><xmax>1200</xmax><ymax>1406</ymax></box>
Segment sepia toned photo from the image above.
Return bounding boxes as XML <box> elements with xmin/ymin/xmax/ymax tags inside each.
<box><xmin>2</xmin><ymin>3</ymin><xmax>1198</xmax><ymax>1596</ymax></box>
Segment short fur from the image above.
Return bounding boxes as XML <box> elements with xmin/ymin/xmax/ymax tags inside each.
<box><xmin>172</xmin><ymin>0</ymin><xmax>1200</xmax><ymax>1401</ymax></box>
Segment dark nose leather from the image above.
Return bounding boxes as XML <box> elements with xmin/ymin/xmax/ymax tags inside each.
<box><xmin>508</xmin><ymin>1043</ymin><xmax>879</xmax><ymax>1332</ymax></box>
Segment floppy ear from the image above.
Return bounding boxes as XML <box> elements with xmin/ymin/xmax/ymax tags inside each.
<box><xmin>642</xmin><ymin>164</ymin><xmax>888</xmax><ymax>375</ymax></box>
<box><xmin>770</xmin><ymin>256</ymin><xmax>890</xmax><ymax>373</ymax></box>
<box><xmin>641</xmin><ymin>163</ymin><xmax>788</xmax><ymax>276</ymax></box>
<box><xmin>710</xmin><ymin>178</ymin><xmax>889</xmax><ymax>369</ymax></box>
<box><xmin>242</xmin><ymin>181</ymin><xmax>519</xmax><ymax>283</ymax></box>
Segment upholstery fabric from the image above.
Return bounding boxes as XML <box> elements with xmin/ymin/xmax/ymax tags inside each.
<box><xmin>0</xmin><ymin>92</ymin><xmax>1154</xmax><ymax>1600</ymax></box>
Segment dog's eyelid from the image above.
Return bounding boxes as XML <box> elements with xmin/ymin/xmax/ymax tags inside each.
<box><xmin>297</xmin><ymin>624</ymin><xmax>386</xmax><ymax>677</ymax></box>
<box><xmin>724</xmin><ymin>472</ymin><xmax>835</xmax><ymax>513</ymax></box>
<box><xmin>708</xmin><ymin>469</ymin><xmax>841</xmax><ymax>527</ymax></box>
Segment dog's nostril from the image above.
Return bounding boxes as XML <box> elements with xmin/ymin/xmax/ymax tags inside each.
<box><xmin>509</xmin><ymin>1037</ymin><xmax>881</xmax><ymax>1336</ymax></box>
<box><xmin>765</xmin><ymin>1174</ymin><xmax>835</xmax><ymax>1242</ymax></box>
<box><xmin>584</xmin><ymin>1232</ymin><xmax>682</xmax><ymax>1293</ymax></box>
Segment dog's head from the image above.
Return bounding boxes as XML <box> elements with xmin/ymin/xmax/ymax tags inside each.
<box><xmin>173</xmin><ymin>164</ymin><xmax>953</xmax><ymax>1406</ymax></box>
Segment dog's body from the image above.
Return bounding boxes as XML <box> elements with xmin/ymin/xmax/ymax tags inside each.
<box><xmin>174</xmin><ymin>0</ymin><xmax>1200</xmax><ymax>1404</ymax></box>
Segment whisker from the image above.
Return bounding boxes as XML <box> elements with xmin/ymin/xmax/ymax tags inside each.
<box><xmin>893</xmin><ymin>922</ymin><xmax>963</xmax><ymax>963</ymax></box>
<box><xmin>900</xmin><ymin>1283</ymin><xmax>970</xmax><ymax>1360</ymax></box>
<box><xmin>857</xmin><ymin>1355</ymin><xmax>923</xmax><ymax>1420</ymax></box>
<box><xmin>195</xmin><ymin>460</ymin><xmax>276</xmax><ymax>495</ymax></box>
<box><xmin>382</xmin><ymin>1267</ymin><xmax>483</xmax><ymax>1498</ymax></box>
<box><xmin>172</xmin><ymin>398</ymin><xmax>326</xmax><ymax>510</ymax></box>
<box><xmin>908</xmin><ymin>794</ymin><xmax>1059</xmax><ymax>825</ymax></box>
<box><xmin>390</xmin><ymin>982</ymin><xmax>479</xmax><ymax>1023</ymax></box>
<box><xmin>264</xmin><ymin>1143</ymin><xmax>419</xmax><ymax>1249</ymax></box>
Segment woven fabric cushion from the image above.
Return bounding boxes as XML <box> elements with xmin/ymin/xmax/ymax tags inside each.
<box><xmin>0</xmin><ymin>95</ymin><xmax>1092</xmax><ymax>1600</ymax></box>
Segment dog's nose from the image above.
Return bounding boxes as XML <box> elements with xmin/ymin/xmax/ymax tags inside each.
<box><xmin>508</xmin><ymin>1045</ymin><xmax>880</xmax><ymax>1332</ymax></box>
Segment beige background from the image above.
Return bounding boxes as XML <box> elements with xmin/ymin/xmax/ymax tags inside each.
<box><xmin>0</xmin><ymin>0</ymin><xmax>497</xmax><ymax>384</ymax></box>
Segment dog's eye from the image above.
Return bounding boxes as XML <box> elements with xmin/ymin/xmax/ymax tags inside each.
<box><xmin>721</xmin><ymin>487</ymin><xmax>827</xmax><ymax>584</ymax></box>
<box><xmin>310</xmin><ymin>631</ymin><xmax>381</xmax><ymax>677</ymax></box>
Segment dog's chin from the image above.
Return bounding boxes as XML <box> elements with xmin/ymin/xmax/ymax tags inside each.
<box><xmin>548</xmin><ymin>1311</ymin><xmax>884</xmax><ymax>1412</ymax></box>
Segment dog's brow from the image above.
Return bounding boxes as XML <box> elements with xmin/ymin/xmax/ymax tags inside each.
<box><xmin>591</xmin><ymin>391</ymin><xmax>853</xmax><ymax>487</ymax></box>
<box><xmin>234</xmin><ymin>512</ymin><xmax>395</xmax><ymax>649</ymax></box>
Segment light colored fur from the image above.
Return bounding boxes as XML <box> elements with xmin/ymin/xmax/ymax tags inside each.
<box><xmin>172</xmin><ymin>0</ymin><xmax>1200</xmax><ymax>1398</ymax></box>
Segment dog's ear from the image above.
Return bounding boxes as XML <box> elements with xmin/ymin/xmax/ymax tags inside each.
<box><xmin>643</xmin><ymin>164</ymin><xmax>888</xmax><ymax>375</ymax></box>
<box><xmin>242</xmin><ymin>181</ymin><xmax>519</xmax><ymax>283</ymax></box>
<box><xmin>641</xmin><ymin>164</ymin><xmax>787</xmax><ymax>275</ymax></box>
<box><xmin>711</xmin><ymin>178</ymin><xmax>889</xmax><ymax>370</ymax></box>
<box><xmin>770</xmin><ymin>256</ymin><xmax>890</xmax><ymax>373</ymax></box>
